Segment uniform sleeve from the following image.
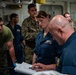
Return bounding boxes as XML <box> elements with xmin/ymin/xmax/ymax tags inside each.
<box><xmin>18</xmin><ymin>25</ymin><xmax>24</xmax><ymax>42</ymax></box>
<box><xmin>33</xmin><ymin>32</ymin><xmax>40</xmax><ymax>52</ymax></box>
<box><xmin>22</xmin><ymin>19</ymin><xmax>28</xmax><ymax>39</ymax></box>
<box><xmin>6</xmin><ymin>28</ymin><xmax>14</xmax><ymax>42</ymax></box>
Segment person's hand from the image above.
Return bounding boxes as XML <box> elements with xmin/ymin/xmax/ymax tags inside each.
<box><xmin>32</xmin><ymin>63</ymin><xmax>47</xmax><ymax>71</ymax></box>
<box><xmin>13</xmin><ymin>63</ymin><xmax>16</xmax><ymax>67</ymax></box>
<box><xmin>13</xmin><ymin>60</ymin><xmax>17</xmax><ymax>68</ymax></box>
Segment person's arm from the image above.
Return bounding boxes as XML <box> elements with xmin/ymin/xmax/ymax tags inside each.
<box><xmin>6</xmin><ymin>40</ymin><xmax>16</xmax><ymax>64</ymax></box>
<box><xmin>45</xmin><ymin>64</ymin><xmax>56</xmax><ymax>70</ymax></box>
<box><xmin>21</xmin><ymin>39</ymin><xmax>26</xmax><ymax>47</ymax></box>
<box><xmin>32</xmin><ymin>53</ymin><xmax>37</xmax><ymax>64</ymax></box>
<box><xmin>22</xmin><ymin>19</ymin><xmax>28</xmax><ymax>38</ymax></box>
<box><xmin>32</xmin><ymin>63</ymin><xmax>56</xmax><ymax>71</ymax></box>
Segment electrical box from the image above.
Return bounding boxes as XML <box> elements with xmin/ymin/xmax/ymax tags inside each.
<box><xmin>36</xmin><ymin>0</ymin><xmax>45</xmax><ymax>4</ymax></box>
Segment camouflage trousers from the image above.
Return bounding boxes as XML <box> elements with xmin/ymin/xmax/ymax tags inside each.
<box><xmin>25</xmin><ymin>46</ymin><xmax>34</xmax><ymax>64</ymax></box>
<box><xmin>0</xmin><ymin>49</ymin><xmax>9</xmax><ymax>75</ymax></box>
<box><xmin>0</xmin><ymin>57</ymin><xmax>9</xmax><ymax>75</ymax></box>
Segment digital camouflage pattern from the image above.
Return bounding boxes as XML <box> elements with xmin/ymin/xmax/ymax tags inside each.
<box><xmin>0</xmin><ymin>25</ymin><xmax>14</xmax><ymax>74</ymax></box>
<box><xmin>70</xmin><ymin>21</ymin><xmax>76</xmax><ymax>31</ymax></box>
<box><xmin>22</xmin><ymin>16</ymin><xmax>40</xmax><ymax>64</ymax></box>
<box><xmin>0</xmin><ymin>45</ymin><xmax>8</xmax><ymax>75</ymax></box>
<box><xmin>70</xmin><ymin>21</ymin><xmax>74</xmax><ymax>28</ymax></box>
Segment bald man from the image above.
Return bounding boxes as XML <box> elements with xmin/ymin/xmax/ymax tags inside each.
<box><xmin>49</xmin><ymin>15</ymin><xmax>76</xmax><ymax>75</ymax></box>
<box><xmin>32</xmin><ymin>15</ymin><xmax>76</xmax><ymax>75</ymax></box>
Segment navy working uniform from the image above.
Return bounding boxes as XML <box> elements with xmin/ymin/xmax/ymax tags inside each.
<box><xmin>22</xmin><ymin>16</ymin><xmax>40</xmax><ymax>64</ymax></box>
<box><xmin>34</xmin><ymin>30</ymin><xmax>59</xmax><ymax>65</ymax></box>
<box><xmin>7</xmin><ymin>23</ymin><xmax>24</xmax><ymax>75</ymax></box>
<box><xmin>58</xmin><ymin>31</ymin><xmax>76</xmax><ymax>75</ymax></box>
<box><xmin>7</xmin><ymin>23</ymin><xmax>24</xmax><ymax>63</ymax></box>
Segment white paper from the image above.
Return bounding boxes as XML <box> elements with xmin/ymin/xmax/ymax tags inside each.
<box><xmin>14</xmin><ymin>62</ymin><xmax>67</xmax><ymax>75</ymax></box>
<box><xmin>33</xmin><ymin>70</ymin><xmax>67</xmax><ymax>75</ymax></box>
<box><xmin>14</xmin><ymin>62</ymin><xmax>36</xmax><ymax>74</ymax></box>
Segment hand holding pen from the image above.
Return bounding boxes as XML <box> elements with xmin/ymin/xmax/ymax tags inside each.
<box><xmin>31</xmin><ymin>63</ymin><xmax>47</xmax><ymax>71</ymax></box>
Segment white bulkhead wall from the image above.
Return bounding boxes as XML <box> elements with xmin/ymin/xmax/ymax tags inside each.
<box><xmin>0</xmin><ymin>0</ymin><xmax>76</xmax><ymax>26</ymax></box>
<box><xmin>0</xmin><ymin>4</ymin><xmax>29</xmax><ymax>26</ymax></box>
<box><xmin>1</xmin><ymin>2</ymin><xmax>65</xmax><ymax>26</ymax></box>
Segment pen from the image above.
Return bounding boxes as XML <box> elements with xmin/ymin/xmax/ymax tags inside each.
<box><xmin>29</xmin><ymin>67</ymin><xmax>32</xmax><ymax>69</ymax></box>
<box><xmin>29</xmin><ymin>66</ymin><xmax>40</xmax><ymax>69</ymax></box>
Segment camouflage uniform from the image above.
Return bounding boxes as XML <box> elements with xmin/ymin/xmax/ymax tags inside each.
<box><xmin>0</xmin><ymin>46</ymin><xmax>8</xmax><ymax>75</ymax></box>
<box><xmin>0</xmin><ymin>25</ymin><xmax>14</xmax><ymax>75</ymax></box>
<box><xmin>70</xmin><ymin>21</ymin><xmax>74</xmax><ymax>28</ymax></box>
<box><xmin>22</xmin><ymin>16</ymin><xmax>40</xmax><ymax>64</ymax></box>
<box><xmin>70</xmin><ymin>21</ymin><xmax>76</xmax><ymax>30</ymax></box>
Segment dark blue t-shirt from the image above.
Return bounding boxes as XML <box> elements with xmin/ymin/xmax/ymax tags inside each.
<box><xmin>59</xmin><ymin>31</ymin><xmax>76</xmax><ymax>75</ymax></box>
<box><xmin>7</xmin><ymin>23</ymin><xmax>23</xmax><ymax>53</ymax></box>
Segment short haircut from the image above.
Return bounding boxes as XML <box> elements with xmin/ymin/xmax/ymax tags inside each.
<box><xmin>28</xmin><ymin>3</ymin><xmax>36</xmax><ymax>10</ymax></box>
<box><xmin>0</xmin><ymin>17</ymin><xmax>3</xmax><ymax>22</ymax></box>
<box><xmin>47</xmin><ymin>14</ymin><xmax>51</xmax><ymax>19</ymax></box>
<box><xmin>36</xmin><ymin>11</ymin><xmax>47</xmax><ymax>18</ymax></box>
<box><xmin>63</xmin><ymin>12</ymin><xmax>70</xmax><ymax>17</ymax></box>
<box><xmin>10</xmin><ymin>13</ymin><xmax>18</xmax><ymax>20</ymax></box>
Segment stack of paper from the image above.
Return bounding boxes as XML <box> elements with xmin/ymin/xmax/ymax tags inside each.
<box><xmin>33</xmin><ymin>70</ymin><xmax>68</xmax><ymax>75</ymax></box>
<box><xmin>14</xmin><ymin>62</ymin><xmax>67</xmax><ymax>75</ymax></box>
<box><xmin>14</xmin><ymin>62</ymin><xmax>36</xmax><ymax>74</ymax></box>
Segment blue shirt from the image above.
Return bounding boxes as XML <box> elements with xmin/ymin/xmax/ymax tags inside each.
<box><xmin>7</xmin><ymin>23</ymin><xmax>23</xmax><ymax>53</ymax></box>
<box><xmin>60</xmin><ymin>31</ymin><xmax>76</xmax><ymax>75</ymax></box>
<box><xmin>34</xmin><ymin>30</ymin><xmax>60</xmax><ymax>65</ymax></box>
